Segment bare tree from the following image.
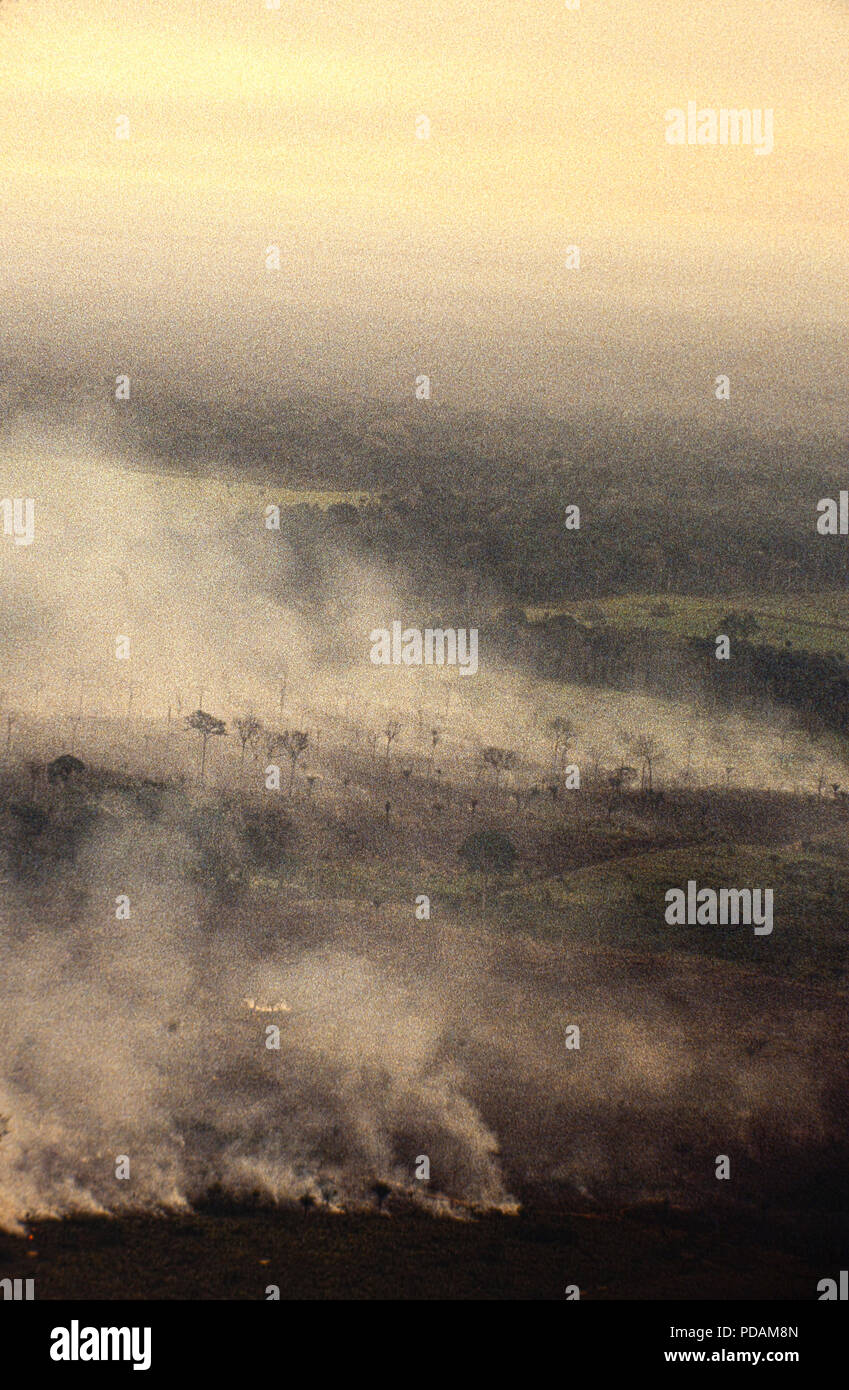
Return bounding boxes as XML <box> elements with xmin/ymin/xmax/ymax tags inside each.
<box><xmin>549</xmin><ymin>716</ymin><xmax>575</xmax><ymax>771</ymax></box>
<box><xmin>481</xmin><ymin>745</ymin><xmax>517</xmax><ymax>792</ymax></box>
<box><xmin>631</xmin><ymin>734</ymin><xmax>663</xmax><ymax>792</ymax></box>
<box><xmin>264</xmin><ymin>729</ymin><xmax>285</xmax><ymax>763</ymax></box>
<box><xmin>234</xmin><ymin>714</ymin><xmax>264</xmax><ymax>777</ymax></box>
<box><xmin>281</xmin><ymin>729</ymin><xmax>310</xmax><ymax>794</ymax></box>
<box><xmin>427</xmin><ymin>727</ymin><xmax>441</xmax><ymax>780</ymax></box>
<box><xmin>813</xmin><ymin>739</ymin><xmax>830</xmax><ymax>800</ymax></box>
<box><xmin>384</xmin><ymin>718</ymin><xmax>402</xmax><ymax>763</ymax></box>
<box><xmin>185</xmin><ymin>710</ymin><xmax>227</xmax><ymax>783</ymax></box>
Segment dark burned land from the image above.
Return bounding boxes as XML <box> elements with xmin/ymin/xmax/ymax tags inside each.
<box><xmin>0</xmin><ymin>1204</ymin><xmax>832</xmax><ymax>1301</ymax></box>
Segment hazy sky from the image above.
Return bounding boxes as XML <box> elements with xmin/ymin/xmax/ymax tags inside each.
<box><xmin>1</xmin><ymin>0</ymin><xmax>847</xmax><ymax>421</ymax></box>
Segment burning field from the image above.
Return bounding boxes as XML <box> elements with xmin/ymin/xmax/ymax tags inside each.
<box><xmin>0</xmin><ymin>753</ymin><xmax>846</xmax><ymax>1297</ymax></box>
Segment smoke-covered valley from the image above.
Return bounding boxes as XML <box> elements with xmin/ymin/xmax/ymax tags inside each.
<box><xmin>0</xmin><ymin>431</ymin><xmax>846</xmax><ymax>1274</ymax></box>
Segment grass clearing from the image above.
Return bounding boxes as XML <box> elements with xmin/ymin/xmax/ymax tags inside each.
<box><xmin>497</xmin><ymin>842</ymin><xmax>849</xmax><ymax>987</ymax></box>
<box><xmin>525</xmin><ymin>593</ymin><xmax>849</xmax><ymax>657</ymax></box>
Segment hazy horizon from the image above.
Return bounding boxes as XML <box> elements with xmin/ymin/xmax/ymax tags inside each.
<box><xmin>1</xmin><ymin>0</ymin><xmax>847</xmax><ymax>428</ymax></box>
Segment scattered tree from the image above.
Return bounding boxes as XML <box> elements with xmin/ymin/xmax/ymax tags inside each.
<box><xmin>459</xmin><ymin>828</ymin><xmax>517</xmax><ymax>910</ymax></box>
<box><xmin>631</xmin><ymin>734</ymin><xmax>663</xmax><ymax>792</ymax></box>
<box><xmin>234</xmin><ymin>714</ymin><xmax>264</xmax><ymax>776</ymax></box>
<box><xmin>281</xmin><ymin>729</ymin><xmax>310</xmax><ymax>794</ymax></box>
<box><xmin>549</xmin><ymin>716</ymin><xmax>575</xmax><ymax>770</ymax></box>
<box><xmin>427</xmin><ymin>727</ymin><xmax>441</xmax><ymax>779</ymax></box>
<box><xmin>384</xmin><ymin>718</ymin><xmax>402</xmax><ymax>763</ymax></box>
<box><xmin>185</xmin><ymin>710</ymin><xmax>227</xmax><ymax>783</ymax></box>
<box><xmin>481</xmin><ymin>745</ymin><xmax>517</xmax><ymax>792</ymax></box>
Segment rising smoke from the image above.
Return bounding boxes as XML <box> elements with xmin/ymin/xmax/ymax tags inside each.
<box><xmin>0</xmin><ymin>429</ymin><xmax>845</xmax><ymax>1233</ymax></box>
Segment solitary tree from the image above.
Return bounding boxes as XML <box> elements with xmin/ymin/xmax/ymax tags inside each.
<box><xmin>186</xmin><ymin>710</ymin><xmax>227</xmax><ymax>783</ymax></box>
<box><xmin>459</xmin><ymin>829</ymin><xmax>517</xmax><ymax>910</ymax></box>
<box><xmin>47</xmin><ymin>753</ymin><xmax>86</xmax><ymax>785</ymax></box>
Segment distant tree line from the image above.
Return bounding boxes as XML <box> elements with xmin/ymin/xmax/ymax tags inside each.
<box><xmin>488</xmin><ymin>613</ymin><xmax>849</xmax><ymax>739</ymax></box>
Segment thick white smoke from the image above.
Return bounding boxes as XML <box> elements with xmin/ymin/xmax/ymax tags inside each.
<box><xmin>0</xmin><ymin>803</ymin><xmax>513</xmax><ymax>1232</ymax></box>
